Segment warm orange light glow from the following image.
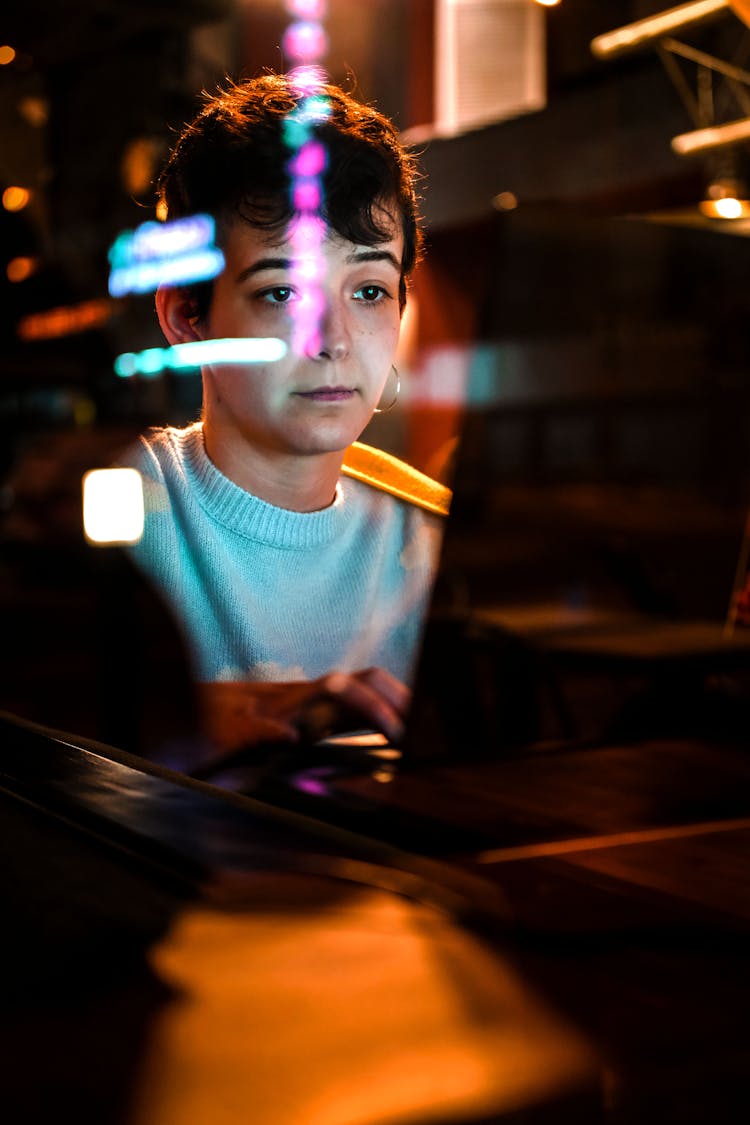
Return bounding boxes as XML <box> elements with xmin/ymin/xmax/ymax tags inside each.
<box><xmin>493</xmin><ymin>191</ymin><xmax>519</xmax><ymax>211</ymax></box>
<box><xmin>6</xmin><ymin>256</ymin><xmax>37</xmax><ymax>282</ymax></box>
<box><xmin>715</xmin><ymin>197</ymin><xmax>743</xmax><ymax>219</ymax></box>
<box><xmin>3</xmin><ymin>186</ymin><xmax>31</xmax><ymax>212</ymax></box>
<box><xmin>534</xmin><ymin>0</ymin><xmax>561</xmax><ymax>6</ymax></box>
<box><xmin>729</xmin><ymin>2</ymin><xmax>750</xmax><ymax>31</ymax></box>
<box><xmin>699</xmin><ymin>196</ymin><xmax>750</xmax><ymax>218</ymax></box>
<box><xmin>672</xmin><ymin>117</ymin><xmax>750</xmax><ymax>155</ymax></box>
<box><xmin>592</xmin><ymin>1</ymin><xmax>728</xmax><ymax>59</ymax></box>
<box><xmin>18</xmin><ymin>297</ymin><xmax>114</xmax><ymax>341</ymax></box>
<box><xmin>19</xmin><ymin>96</ymin><xmax>49</xmax><ymax>128</ymax></box>
<box><xmin>155</xmin><ymin>198</ymin><xmax>169</xmax><ymax>222</ymax></box>
<box><xmin>142</xmin><ymin>895</ymin><xmax>594</xmax><ymax>1125</ymax></box>
<box><xmin>699</xmin><ymin>177</ymin><xmax>750</xmax><ymax>218</ymax></box>
<box><xmin>0</xmin><ymin>45</ymin><xmax>16</xmax><ymax>66</ymax></box>
<box><xmin>121</xmin><ymin>137</ymin><xmax>157</xmax><ymax>196</ymax></box>
<box><xmin>83</xmin><ymin>469</ymin><xmax>144</xmax><ymax>545</ymax></box>
<box><xmin>371</xmin><ymin>769</ymin><xmax>396</xmax><ymax>783</ymax></box>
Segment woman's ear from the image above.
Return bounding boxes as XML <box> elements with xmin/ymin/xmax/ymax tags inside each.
<box><xmin>155</xmin><ymin>286</ymin><xmax>205</xmax><ymax>346</ymax></box>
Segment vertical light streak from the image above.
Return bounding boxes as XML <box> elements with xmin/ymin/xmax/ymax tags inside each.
<box><xmin>283</xmin><ymin>1</ymin><xmax>330</xmax><ymax>358</ymax></box>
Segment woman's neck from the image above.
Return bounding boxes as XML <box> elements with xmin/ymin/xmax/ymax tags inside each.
<box><xmin>201</xmin><ymin>421</ymin><xmax>344</xmax><ymax>512</ymax></box>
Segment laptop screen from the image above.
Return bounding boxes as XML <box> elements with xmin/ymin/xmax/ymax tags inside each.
<box><xmin>403</xmin><ymin>207</ymin><xmax>750</xmax><ymax>761</ymax></box>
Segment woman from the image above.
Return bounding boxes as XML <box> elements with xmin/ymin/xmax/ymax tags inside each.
<box><xmin>126</xmin><ymin>73</ymin><xmax>450</xmax><ymax>758</ymax></box>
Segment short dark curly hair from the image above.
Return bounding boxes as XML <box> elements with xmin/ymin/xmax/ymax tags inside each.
<box><xmin>158</xmin><ymin>73</ymin><xmax>422</xmax><ymax>312</ymax></box>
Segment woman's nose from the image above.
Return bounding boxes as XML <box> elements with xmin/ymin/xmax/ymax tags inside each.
<box><xmin>305</xmin><ymin>297</ymin><xmax>351</xmax><ymax>361</ymax></box>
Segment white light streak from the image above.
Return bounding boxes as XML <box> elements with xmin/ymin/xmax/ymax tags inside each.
<box><xmin>169</xmin><ymin>338</ymin><xmax>287</xmax><ymax>366</ymax></box>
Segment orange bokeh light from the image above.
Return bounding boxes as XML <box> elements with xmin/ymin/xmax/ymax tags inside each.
<box><xmin>18</xmin><ymin>297</ymin><xmax>114</xmax><ymax>341</ymax></box>
<box><xmin>0</xmin><ymin>45</ymin><xmax>16</xmax><ymax>66</ymax></box>
<box><xmin>6</xmin><ymin>256</ymin><xmax>37</xmax><ymax>282</ymax></box>
<box><xmin>3</xmin><ymin>186</ymin><xmax>31</xmax><ymax>212</ymax></box>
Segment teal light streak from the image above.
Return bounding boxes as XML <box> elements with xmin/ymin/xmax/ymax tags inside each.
<box><xmin>114</xmin><ymin>337</ymin><xmax>287</xmax><ymax>379</ymax></box>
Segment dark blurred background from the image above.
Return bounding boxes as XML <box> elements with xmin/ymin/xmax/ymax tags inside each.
<box><xmin>5</xmin><ymin>0</ymin><xmax>750</xmax><ymax>740</ymax></box>
<box><xmin>3</xmin><ymin>2</ymin><xmax>750</xmax><ymax>467</ymax></box>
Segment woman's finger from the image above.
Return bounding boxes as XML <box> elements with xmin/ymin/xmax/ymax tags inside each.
<box><xmin>318</xmin><ymin>672</ymin><xmax>404</xmax><ymax>741</ymax></box>
<box><xmin>356</xmin><ymin>666</ymin><xmax>411</xmax><ymax>718</ymax></box>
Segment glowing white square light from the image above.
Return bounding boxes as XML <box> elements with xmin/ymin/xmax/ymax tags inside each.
<box><xmin>82</xmin><ymin>468</ymin><xmax>144</xmax><ymax>545</ymax></box>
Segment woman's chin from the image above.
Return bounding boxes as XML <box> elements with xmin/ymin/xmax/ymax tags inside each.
<box><xmin>283</xmin><ymin>415</ymin><xmax>371</xmax><ymax>456</ymax></box>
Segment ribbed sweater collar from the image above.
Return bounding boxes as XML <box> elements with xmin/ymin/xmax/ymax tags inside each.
<box><xmin>172</xmin><ymin>424</ymin><xmax>348</xmax><ymax>549</ymax></box>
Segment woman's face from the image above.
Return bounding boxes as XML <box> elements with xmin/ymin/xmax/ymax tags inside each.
<box><xmin>197</xmin><ymin>216</ymin><xmax>403</xmax><ymax>461</ymax></box>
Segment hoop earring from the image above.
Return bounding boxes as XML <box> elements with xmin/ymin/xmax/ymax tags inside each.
<box><xmin>374</xmin><ymin>366</ymin><xmax>400</xmax><ymax>414</ymax></box>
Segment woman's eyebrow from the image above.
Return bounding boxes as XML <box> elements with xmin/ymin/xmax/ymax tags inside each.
<box><xmin>235</xmin><ymin>249</ymin><xmax>402</xmax><ymax>283</ymax></box>
<box><xmin>235</xmin><ymin>257</ymin><xmax>291</xmax><ymax>282</ymax></box>
<box><xmin>345</xmin><ymin>249</ymin><xmax>401</xmax><ymax>271</ymax></box>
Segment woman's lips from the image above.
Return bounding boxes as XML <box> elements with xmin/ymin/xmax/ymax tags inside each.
<box><xmin>294</xmin><ymin>386</ymin><xmax>356</xmax><ymax>402</ymax></box>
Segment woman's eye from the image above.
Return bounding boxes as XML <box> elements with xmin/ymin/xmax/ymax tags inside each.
<box><xmin>354</xmin><ymin>284</ymin><xmax>388</xmax><ymax>303</ymax></box>
<box><xmin>259</xmin><ymin>286</ymin><xmax>296</xmax><ymax>304</ymax></box>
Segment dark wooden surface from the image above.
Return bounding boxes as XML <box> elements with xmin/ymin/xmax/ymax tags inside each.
<box><xmin>248</xmin><ymin>736</ymin><xmax>750</xmax><ymax>1123</ymax></box>
<box><xmin>1</xmin><ymin>713</ymin><xmax>750</xmax><ymax>1123</ymax></box>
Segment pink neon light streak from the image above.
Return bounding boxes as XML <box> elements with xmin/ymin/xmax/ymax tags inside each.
<box><xmin>288</xmin><ymin>65</ymin><xmax>327</xmax><ymax>96</ymax></box>
<box><xmin>287</xmin><ymin>0</ymin><xmax>326</xmax><ymax>18</ymax></box>
<box><xmin>288</xmin><ymin>140</ymin><xmax>327</xmax><ymax>177</ymax></box>
<box><xmin>282</xmin><ymin>22</ymin><xmax>328</xmax><ymax>64</ymax></box>
<box><xmin>283</xmin><ymin>2</ymin><xmax>330</xmax><ymax>358</ymax></box>
<box><xmin>292</xmin><ymin>179</ymin><xmax>322</xmax><ymax>212</ymax></box>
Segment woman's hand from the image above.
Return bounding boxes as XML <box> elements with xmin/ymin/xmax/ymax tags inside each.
<box><xmin>197</xmin><ymin>667</ymin><xmax>410</xmax><ymax>761</ymax></box>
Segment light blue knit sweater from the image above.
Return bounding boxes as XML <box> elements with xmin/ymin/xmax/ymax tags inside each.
<box><xmin>125</xmin><ymin>423</ymin><xmax>445</xmax><ymax>685</ymax></box>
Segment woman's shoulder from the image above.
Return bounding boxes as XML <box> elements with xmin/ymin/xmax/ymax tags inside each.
<box><xmin>341</xmin><ymin>442</ymin><xmax>451</xmax><ymax>518</ymax></box>
<box><xmin>119</xmin><ymin>422</ymin><xmax>203</xmax><ymax>479</ymax></box>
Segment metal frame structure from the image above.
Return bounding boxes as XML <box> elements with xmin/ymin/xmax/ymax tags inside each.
<box><xmin>591</xmin><ymin>1</ymin><xmax>750</xmax><ymax>158</ymax></box>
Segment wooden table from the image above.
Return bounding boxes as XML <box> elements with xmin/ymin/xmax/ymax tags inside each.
<box><xmin>2</xmin><ymin>713</ymin><xmax>749</xmax><ymax>1124</ymax></box>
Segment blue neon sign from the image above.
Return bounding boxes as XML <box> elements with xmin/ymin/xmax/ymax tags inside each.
<box><xmin>108</xmin><ymin>214</ymin><xmax>225</xmax><ymax>297</ymax></box>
